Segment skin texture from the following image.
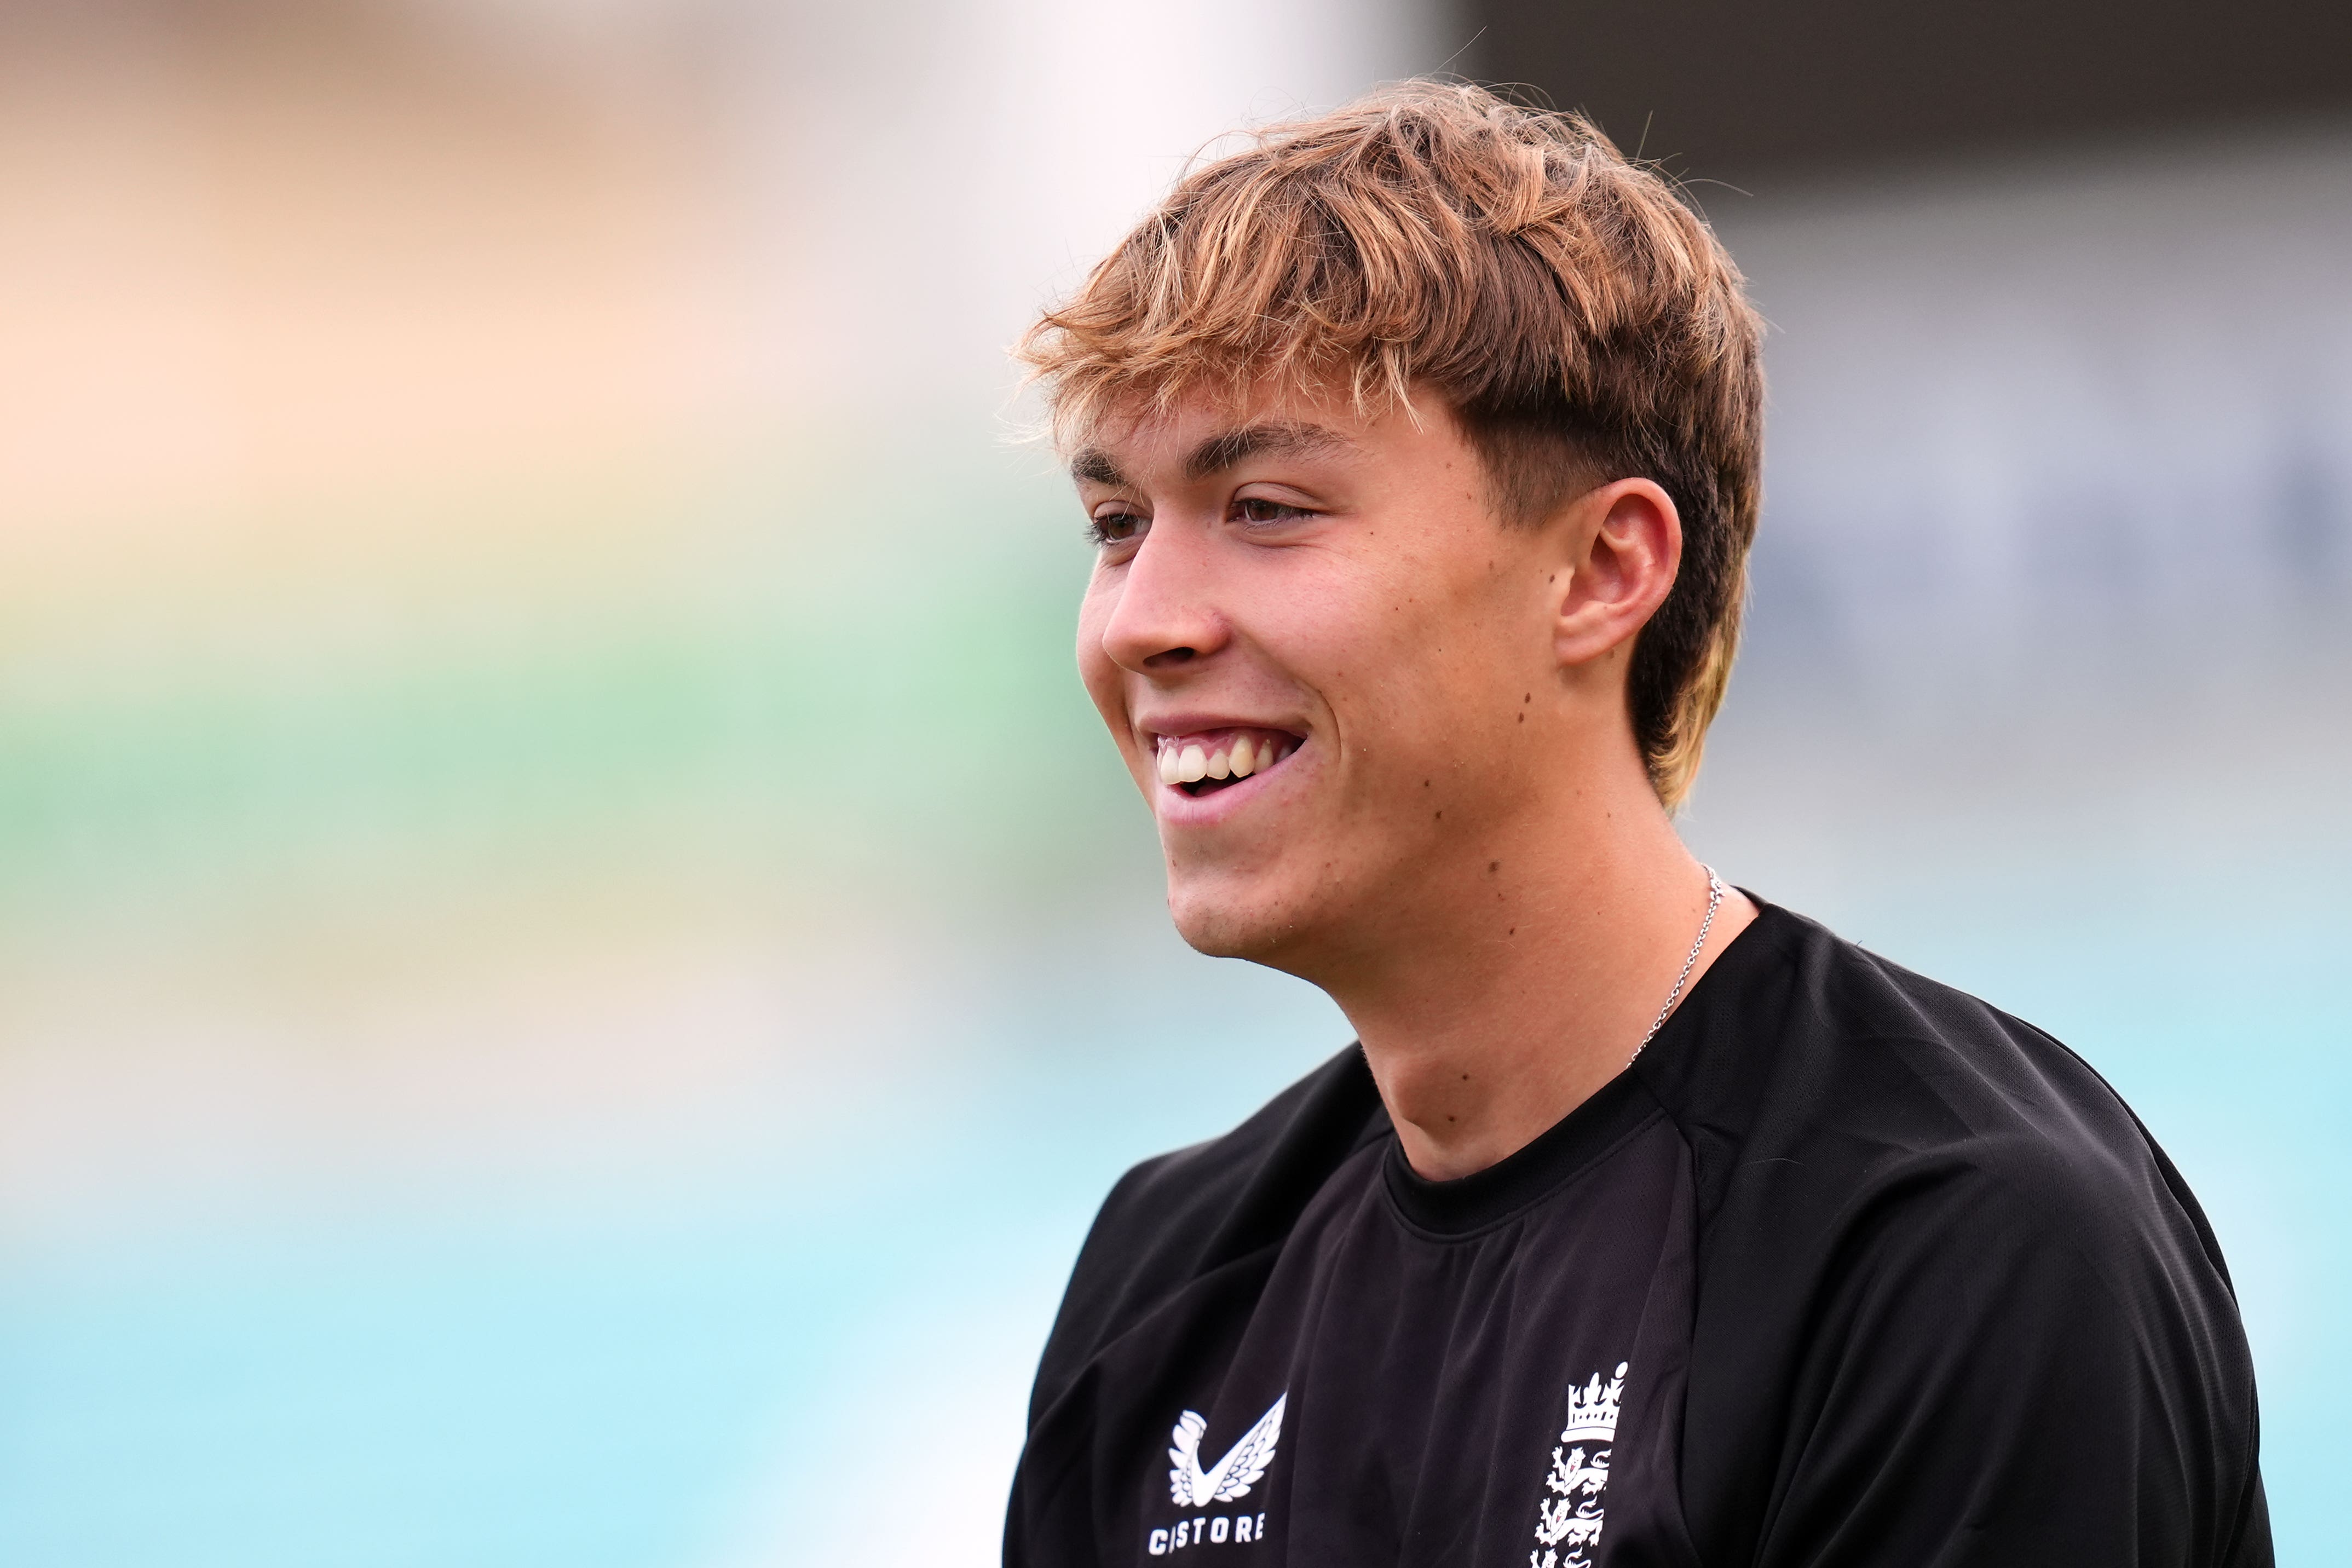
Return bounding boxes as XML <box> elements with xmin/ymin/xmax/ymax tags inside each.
<box><xmin>1075</xmin><ymin>379</ymin><xmax>1754</xmax><ymax>1180</ymax></box>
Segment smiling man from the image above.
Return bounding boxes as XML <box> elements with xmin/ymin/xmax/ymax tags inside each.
<box><xmin>1004</xmin><ymin>84</ymin><xmax>2268</xmax><ymax>1568</ymax></box>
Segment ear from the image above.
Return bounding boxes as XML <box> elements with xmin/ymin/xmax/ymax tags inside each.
<box><xmin>1552</xmin><ymin>479</ymin><xmax>1682</xmax><ymax>670</ymax></box>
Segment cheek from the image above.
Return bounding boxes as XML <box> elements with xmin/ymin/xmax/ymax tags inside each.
<box><xmin>1074</xmin><ymin>587</ymin><xmax>1125</xmax><ymax>718</ymax></box>
<box><xmin>1331</xmin><ymin>566</ymin><xmax>1530</xmax><ymax>764</ymax></box>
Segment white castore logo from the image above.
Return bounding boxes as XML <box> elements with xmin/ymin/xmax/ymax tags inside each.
<box><xmin>1529</xmin><ymin>1362</ymin><xmax>1626</xmax><ymax>1568</ymax></box>
<box><xmin>1168</xmin><ymin>1393</ymin><xmax>1287</xmax><ymax>1508</ymax></box>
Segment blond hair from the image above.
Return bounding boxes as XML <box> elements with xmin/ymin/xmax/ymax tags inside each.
<box><xmin>1019</xmin><ymin>80</ymin><xmax>1764</xmax><ymax>809</ymax></box>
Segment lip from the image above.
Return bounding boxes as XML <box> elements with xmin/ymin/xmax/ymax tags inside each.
<box><xmin>1136</xmin><ymin>714</ymin><xmax>1310</xmax><ymax>827</ymax></box>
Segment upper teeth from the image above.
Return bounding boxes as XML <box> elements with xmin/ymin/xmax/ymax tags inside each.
<box><xmin>1155</xmin><ymin>733</ymin><xmax>1289</xmax><ymax>787</ymax></box>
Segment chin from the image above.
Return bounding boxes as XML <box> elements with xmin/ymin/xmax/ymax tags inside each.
<box><xmin>1166</xmin><ymin>873</ymin><xmax>1317</xmax><ymax>967</ymax></box>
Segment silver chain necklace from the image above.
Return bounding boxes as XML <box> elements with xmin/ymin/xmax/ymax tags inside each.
<box><xmin>1628</xmin><ymin>866</ymin><xmax>1727</xmax><ymax>1067</ymax></box>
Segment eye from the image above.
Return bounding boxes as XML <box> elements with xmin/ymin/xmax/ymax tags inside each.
<box><xmin>1088</xmin><ymin>509</ymin><xmax>1148</xmax><ymax>547</ymax></box>
<box><xmin>1233</xmin><ymin>496</ymin><xmax>1313</xmax><ymax>526</ymax></box>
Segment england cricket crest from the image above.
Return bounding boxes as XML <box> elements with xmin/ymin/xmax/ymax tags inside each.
<box><xmin>1527</xmin><ymin>1362</ymin><xmax>1625</xmax><ymax>1568</ymax></box>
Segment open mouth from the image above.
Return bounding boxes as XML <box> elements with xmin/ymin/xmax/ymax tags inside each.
<box><xmin>1152</xmin><ymin>728</ymin><xmax>1303</xmax><ymax>799</ymax></box>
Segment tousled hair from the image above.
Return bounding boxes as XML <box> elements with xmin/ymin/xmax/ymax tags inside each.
<box><xmin>1019</xmin><ymin>80</ymin><xmax>1765</xmax><ymax>809</ymax></box>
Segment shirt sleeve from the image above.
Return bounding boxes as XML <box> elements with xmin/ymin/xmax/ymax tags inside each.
<box><xmin>1748</xmin><ymin>1147</ymin><xmax>2269</xmax><ymax>1568</ymax></box>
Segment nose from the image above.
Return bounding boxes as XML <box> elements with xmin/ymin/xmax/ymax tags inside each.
<box><xmin>1096</xmin><ymin>523</ymin><xmax>1232</xmax><ymax>676</ymax></box>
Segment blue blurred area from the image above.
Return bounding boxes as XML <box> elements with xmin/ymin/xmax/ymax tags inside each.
<box><xmin>0</xmin><ymin>945</ymin><xmax>1351</xmax><ymax>1567</ymax></box>
<box><xmin>2</xmin><ymin>857</ymin><xmax>2343</xmax><ymax>1565</ymax></box>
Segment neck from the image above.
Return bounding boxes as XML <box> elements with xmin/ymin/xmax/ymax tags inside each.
<box><xmin>1313</xmin><ymin>763</ymin><xmax>1754</xmax><ymax>1183</ymax></box>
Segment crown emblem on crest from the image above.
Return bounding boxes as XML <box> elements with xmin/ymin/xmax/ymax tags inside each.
<box><xmin>1558</xmin><ymin>1362</ymin><xmax>1628</xmax><ymax>1444</ymax></box>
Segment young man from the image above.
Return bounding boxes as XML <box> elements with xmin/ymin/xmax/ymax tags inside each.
<box><xmin>1004</xmin><ymin>83</ymin><xmax>2268</xmax><ymax>1567</ymax></box>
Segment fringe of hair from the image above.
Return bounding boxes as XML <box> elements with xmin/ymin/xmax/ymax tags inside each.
<box><xmin>1019</xmin><ymin>80</ymin><xmax>1764</xmax><ymax>811</ymax></box>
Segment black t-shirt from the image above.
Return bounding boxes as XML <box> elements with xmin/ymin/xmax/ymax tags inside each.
<box><xmin>1004</xmin><ymin>901</ymin><xmax>2270</xmax><ymax>1567</ymax></box>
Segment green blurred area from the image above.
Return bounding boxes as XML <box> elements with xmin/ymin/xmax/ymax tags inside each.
<box><xmin>0</xmin><ymin>433</ymin><xmax>1145</xmax><ymax>982</ymax></box>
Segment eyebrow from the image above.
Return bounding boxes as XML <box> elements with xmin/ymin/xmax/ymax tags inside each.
<box><xmin>1068</xmin><ymin>420</ymin><xmax>1354</xmax><ymax>489</ymax></box>
<box><xmin>1070</xmin><ymin>447</ymin><xmax>1125</xmax><ymax>486</ymax></box>
<box><xmin>1181</xmin><ymin>421</ymin><xmax>1352</xmax><ymax>482</ymax></box>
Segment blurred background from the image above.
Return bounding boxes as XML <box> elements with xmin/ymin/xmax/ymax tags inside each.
<box><xmin>1</xmin><ymin>1</ymin><xmax>2344</xmax><ymax>1563</ymax></box>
